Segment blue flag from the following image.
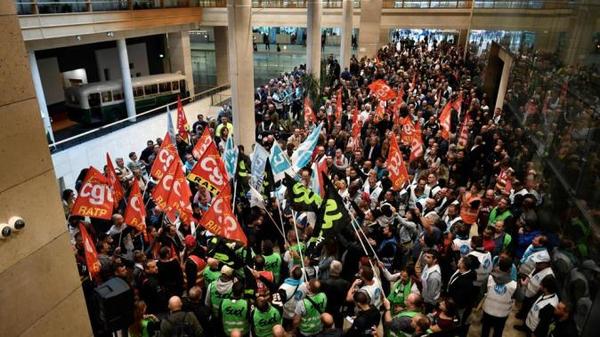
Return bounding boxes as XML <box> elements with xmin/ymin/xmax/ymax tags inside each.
<box><xmin>291</xmin><ymin>122</ymin><xmax>323</xmax><ymax>172</ymax></box>
<box><xmin>269</xmin><ymin>141</ymin><xmax>292</xmax><ymax>181</ymax></box>
<box><xmin>250</xmin><ymin>144</ymin><xmax>269</xmax><ymax>191</ymax></box>
<box><xmin>223</xmin><ymin>135</ymin><xmax>238</xmax><ymax>180</ymax></box>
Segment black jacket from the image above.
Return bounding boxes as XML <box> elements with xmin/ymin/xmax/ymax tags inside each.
<box><xmin>345</xmin><ymin>306</ymin><xmax>381</xmax><ymax>337</ymax></box>
<box><xmin>447</xmin><ymin>270</ymin><xmax>477</xmax><ymax>309</ymax></box>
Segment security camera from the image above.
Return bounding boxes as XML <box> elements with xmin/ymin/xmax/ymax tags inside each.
<box><xmin>0</xmin><ymin>224</ymin><xmax>11</xmax><ymax>239</ymax></box>
<box><xmin>8</xmin><ymin>216</ymin><xmax>25</xmax><ymax>231</ymax></box>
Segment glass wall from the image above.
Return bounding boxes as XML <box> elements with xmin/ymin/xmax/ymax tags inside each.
<box><xmin>470</xmin><ymin>0</ymin><xmax>600</xmax><ymax>296</ymax></box>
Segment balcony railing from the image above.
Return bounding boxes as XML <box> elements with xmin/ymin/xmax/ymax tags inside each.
<box><xmin>16</xmin><ymin>0</ymin><xmax>226</xmax><ymax>15</ymax></box>
<box><xmin>382</xmin><ymin>0</ymin><xmax>575</xmax><ymax>9</ymax></box>
<box><xmin>250</xmin><ymin>0</ymin><xmax>361</xmax><ymax>8</ymax></box>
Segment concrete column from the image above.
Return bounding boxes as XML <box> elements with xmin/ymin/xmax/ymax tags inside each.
<box><xmin>213</xmin><ymin>26</ymin><xmax>230</xmax><ymax>86</ymax></box>
<box><xmin>339</xmin><ymin>0</ymin><xmax>353</xmax><ymax>68</ymax></box>
<box><xmin>379</xmin><ymin>28</ymin><xmax>389</xmax><ymax>49</ymax></box>
<box><xmin>458</xmin><ymin>29</ymin><xmax>468</xmax><ymax>49</ymax></box>
<box><xmin>0</xmin><ymin>2</ymin><xmax>93</xmax><ymax>336</ymax></box>
<box><xmin>358</xmin><ymin>0</ymin><xmax>383</xmax><ymax>58</ymax></box>
<box><xmin>117</xmin><ymin>38</ymin><xmax>136</xmax><ymax>122</ymax></box>
<box><xmin>495</xmin><ymin>49</ymin><xmax>514</xmax><ymax>111</ymax></box>
<box><xmin>307</xmin><ymin>0</ymin><xmax>322</xmax><ymax>81</ymax></box>
<box><xmin>28</xmin><ymin>51</ymin><xmax>55</xmax><ymax>143</ymax></box>
<box><xmin>227</xmin><ymin>0</ymin><xmax>255</xmax><ymax>150</ymax></box>
<box><xmin>167</xmin><ymin>31</ymin><xmax>195</xmax><ymax>96</ymax></box>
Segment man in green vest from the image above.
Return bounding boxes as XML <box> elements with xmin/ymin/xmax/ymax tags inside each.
<box><xmin>382</xmin><ymin>293</ymin><xmax>424</xmax><ymax>337</ymax></box>
<box><xmin>220</xmin><ymin>282</ymin><xmax>250</xmax><ymax>337</ymax></box>
<box><xmin>205</xmin><ymin>265</ymin><xmax>234</xmax><ymax>317</ymax></box>
<box><xmin>262</xmin><ymin>240</ymin><xmax>282</xmax><ymax>283</ymax></box>
<box><xmin>293</xmin><ymin>280</ymin><xmax>327</xmax><ymax>337</ymax></box>
<box><xmin>252</xmin><ymin>296</ymin><xmax>282</xmax><ymax>337</ymax></box>
<box><xmin>386</xmin><ymin>269</ymin><xmax>415</xmax><ymax>315</ymax></box>
<box><xmin>203</xmin><ymin>258</ymin><xmax>221</xmax><ymax>287</ymax></box>
<box><xmin>488</xmin><ymin>197</ymin><xmax>512</xmax><ymax>226</ymax></box>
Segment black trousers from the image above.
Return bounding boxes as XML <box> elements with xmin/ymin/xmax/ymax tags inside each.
<box><xmin>481</xmin><ymin>312</ymin><xmax>508</xmax><ymax>337</ymax></box>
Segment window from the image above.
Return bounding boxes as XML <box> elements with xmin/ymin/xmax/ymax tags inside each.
<box><xmin>133</xmin><ymin>87</ymin><xmax>144</xmax><ymax>97</ymax></box>
<box><xmin>112</xmin><ymin>90</ymin><xmax>123</xmax><ymax>101</ymax></box>
<box><xmin>144</xmin><ymin>84</ymin><xmax>158</xmax><ymax>95</ymax></box>
<box><xmin>101</xmin><ymin>91</ymin><xmax>113</xmax><ymax>103</ymax></box>
<box><xmin>172</xmin><ymin>81</ymin><xmax>179</xmax><ymax>91</ymax></box>
<box><xmin>159</xmin><ymin>82</ymin><xmax>172</xmax><ymax>93</ymax></box>
<box><xmin>88</xmin><ymin>93</ymin><xmax>101</xmax><ymax>107</ymax></box>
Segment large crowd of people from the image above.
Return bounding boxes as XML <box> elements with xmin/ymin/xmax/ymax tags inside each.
<box><xmin>64</xmin><ymin>38</ymin><xmax>598</xmax><ymax>337</ymax></box>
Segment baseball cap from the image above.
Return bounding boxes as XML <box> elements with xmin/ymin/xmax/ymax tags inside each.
<box><xmin>221</xmin><ymin>265</ymin><xmax>234</xmax><ymax>277</ymax></box>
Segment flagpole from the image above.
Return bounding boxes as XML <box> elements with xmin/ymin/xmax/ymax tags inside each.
<box><xmin>275</xmin><ymin>200</ymin><xmax>288</xmax><ymax>246</ymax></box>
<box><xmin>260</xmin><ymin>204</ymin><xmax>288</xmax><ymax>245</ymax></box>
<box><xmin>290</xmin><ymin>210</ymin><xmax>307</xmax><ymax>282</ymax></box>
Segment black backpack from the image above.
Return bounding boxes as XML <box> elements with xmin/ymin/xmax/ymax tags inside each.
<box><xmin>166</xmin><ymin>312</ymin><xmax>195</xmax><ymax>337</ymax></box>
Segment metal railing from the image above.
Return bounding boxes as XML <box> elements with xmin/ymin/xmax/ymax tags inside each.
<box><xmin>48</xmin><ymin>83</ymin><xmax>230</xmax><ymax>152</ymax></box>
<box><xmin>382</xmin><ymin>0</ymin><xmax>575</xmax><ymax>9</ymax></box>
<box><xmin>250</xmin><ymin>0</ymin><xmax>361</xmax><ymax>8</ymax></box>
<box><xmin>15</xmin><ymin>0</ymin><xmax>226</xmax><ymax>15</ymax></box>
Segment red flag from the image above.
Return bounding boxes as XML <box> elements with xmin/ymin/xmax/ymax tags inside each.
<box><xmin>386</xmin><ymin>133</ymin><xmax>409</xmax><ymax>190</ymax></box>
<box><xmin>166</xmin><ymin>161</ymin><xmax>194</xmax><ymax>224</ymax></box>
<box><xmin>394</xmin><ymin>88</ymin><xmax>405</xmax><ymax>111</ymax></box>
<box><xmin>411</xmin><ymin>73</ymin><xmax>417</xmax><ymax>90</ymax></box>
<box><xmin>375</xmin><ymin>100</ymin><xmax>386</xmax><ymax>118</ymax></box>
<box><xmin>438</xmin><ymin>101</ymin><xmax>453</xmax><ymax>140</ymax></box>
<box><xmin>79</xmin><ymin>222</ymin><xmax>101</xmax><ymax>280</ymax></box>
<box><xmin>105</xmin><ymin>153</ymin><xmax>124</xmax><ymax>206</ymax></box>
<box><xmin>368</xmin><ymin>79</ymin><xmax>397</xmax><ymax>101</ymax></box>
<box><xmin>176</xmin><ymin>96</ymin><xmax>190</xmax><ymax>142</ymax></box>
<box><xmin>71</xmin><ymin>167</ymin><xmax>114</xmax><ymax>220</ymax></box>
<box><xmin>200</xmin><ymin>188</ymin><xmax>248</xmax><ymax>246</ymax></box>
<box><xmin>150</xmin><ymin>133</ymin><xmax>178</xmax><ymax>180</ymax></box>
<box><xmin>152</xmin><ymin>158</ymin><xmax>179</xmax><ymax>212</ymax></box>
<box><xmin>304</xmin><ymin>96</ymin><xmax>316</xmax><ymax>123</ymax></box>
<box><xmin>335</xmin><ymin>88</ymin><xmax>343</xmax><ymax>121</ymax></box>
<box><xmin>400</xmin><ymin>116</ymin><xmax>416</xmax><ymax>144</ymax></box>
<box><xmin>409</xmin><ymin>122</ymin><xmax>424</xmax><ymax>162</ymax></box>
<box><xmin>124</xmin><ymin>178</ymin><xmax>146</xmax><ymax>234</ymax></box>
<box><xmin>187</xmin><ymin>141</ymin><xmax>228</xmax><ymax>195</ymax></box>
<box><xmin>192</xmin><ymin>127</ymin><xmax>213</xmax><ymax>160</ymax></box>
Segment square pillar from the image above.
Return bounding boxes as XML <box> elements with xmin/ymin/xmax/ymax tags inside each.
<box><xmin>167</xmin><ymin>31</ymin><xmax>195</xmax><ymax>96</ymax></box>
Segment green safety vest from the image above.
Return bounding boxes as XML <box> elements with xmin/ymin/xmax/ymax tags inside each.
<box><xmin>209</xmin><ymin>280</ymin><xmax>232</xmax><ymax>316</ymax></box>
<box><xmin>221</xmin><ymin>298</ymin><xmax>249</xmax><ymax>336</ymax></box>
<box><xmin>238</xmin><ymin>160</ymin><xmax>249</xmax><ymax>177</ymax></box>
<box><xmin>388</xmin><ymin>311</ymin><xmax>419</xmax><ymax>337</ymax></box>
<box><xmin>489</xmin><ymin>208</ymin><xmax>512</xmax><ymax>225</ymax></box>
<box><xmin>252</xmin><ymin>305</ymin><xmax>282</xmax><ymax>337</ymax></box>
<box><xmin>387</xmin><ymin>280</ymin><xmax>412</xmax><ymax>315</ymax></box>
<box><xmin>290</xmin><ymin>243</ymin><xmax>306</xmax><ymax>266</ymax></box>
<box><xmin>299</xmin><ymin>293</ymin><xmax>327</xmax><ymax>336</ymax></box>
<box><xmin>264</xmin><ymin>253</ymin><xmax>282</xmax><ymax>283</ymax></box>
<box><xmin>203</xmin><ymin>268</ymin><xmax>221</xmax><ymax>286</ymax></box>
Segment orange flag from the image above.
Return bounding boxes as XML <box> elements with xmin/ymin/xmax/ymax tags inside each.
<box><xmin>187</xmin><ymin>141</ymin><xmax>228</xmax><ymax>196</ymax></box>
<box><xmin>105</xmin><ymin>153</ymin><xmax>124</xmax><ymax>206</ymax></box>
<box><xmin>303</xmin><ymin>96</ymin><xmax>316</xmax><ymax>123</ymax></box>
<box><xmin>192</xmin><ymin>127</ymin><xmax>212</xmax><ymax>160</ymax></box>
<box><xmin>200</xmin><ymin>187</ymin><xmax>247</xmax><ymax>246</ymax></box>
<box><xmin>409</xmin><ymin>122</ymin><xmax>424</xmax><ymax>162</ymax></box>
<box><xmin>176</xmin><ymin>96</ymin><xmax>190</xmax><ymax>142</ymax></box>
<box><xmin>79</xmin><ymin>222</ymin><xmax>101</xmax><ymax>281</ymax></box>
<box><xmin>124</xmin><ymin>178</ymin><xmax>147</xmax><ymax>234</ymax></box>
<box><xmin>150</xmin><ymin>133</ymin><xmax>178</xmax><ymax>180</ymax></box>
<box><xmin>71</xmin><ymin>167</ymin><xmax>114</xmax><ymax>220</ymax></box>
<box><xmin>386</xmin><ymin>133</ymin><xmax>409</xmax><ymax>190</ymax></box>
<box><xmin>368</xmin><ymin>79</ymin><xmax>396</xmax><ymax>101</ymax></box>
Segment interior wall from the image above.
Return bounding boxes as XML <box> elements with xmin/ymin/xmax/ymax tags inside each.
<box><xmin>0</xmin><ymin>2</ymin><xmax>92</xmax><ymax>337</ymax></box>
<box><xmin>95</xmin><ymin>42</ymin><xmax>150</xmax><ymax>81</ymax></box>
<box><xmin>37</xmin><ymin>56</ymin><xmax>63</xmax><ymax>105</ymax></box>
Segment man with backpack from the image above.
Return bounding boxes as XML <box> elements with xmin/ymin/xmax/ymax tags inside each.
<box><xmin>293</xmin><ymin>279</ymin><xmax>328</xmax><ymax>337</ymax></box>
<box><xmin>160</xmin><ymin>296</ymin><xmax>204</xmax><ymax>337</ymax></box>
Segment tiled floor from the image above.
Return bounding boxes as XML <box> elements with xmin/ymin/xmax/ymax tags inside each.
<box><xmin>468</xmin><ymin>304</ymin><xmax>527</xmax><ymax>337</ymax></box>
